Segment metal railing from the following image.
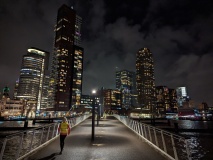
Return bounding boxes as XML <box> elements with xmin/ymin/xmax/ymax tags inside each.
<box><xmin>114</xmin><ymin>115</ymin><xmax>192</xmax><ymax>160</ymax></box>
<box><xmin>0</xmin><ymin>114</ymin><xmax>90</xmax><ymax>160</ymax></box>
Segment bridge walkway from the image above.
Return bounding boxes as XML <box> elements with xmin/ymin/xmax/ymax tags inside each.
<box><xmin>27</xmin><ymin>116</ymin><xmax>167</xmax><ymax>160</ymax></box>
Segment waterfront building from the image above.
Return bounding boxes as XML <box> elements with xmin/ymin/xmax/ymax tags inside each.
<box><xmin>40</xmin><ymin>74</ymin><xmax>50</xmax><ymax>111</ymax></box>
<box><xmin>136</xmin><ymin>48</ymin><xmax>156</xmax><ymax>114</ymax></box>
<box><xmin>81</xmin><ymin>94</ymin><xmax>93</xmax><ymax>106</ymax></box>
<box><xmin>0</xmin><ymin>98</ymin><xmax>25</xmax><ymax>117</ymax></box>
<box><xmin>155</xmin><ymin>86</ymin><xmax>178</xmax><ymax>117</ymax></box>
<box><xmin>116</xmin><ymin>70</ymin><xmax>136</xmax><ymax>109</ymax></box>
<box><xmin>52</xmin><ymin>4</ymin><xmax>84</xmax><ymax>112</ymax></box>
<box><xmin>176</xmin><ymin>87</ymin><xmax>189</xmax><ymax>107</ymax></box>
<box><xmin>2</xmin><ymin>86</ymin><xmax>10</xmax><ymax>99</ymax></box>
<box><xmin>98</xmin><ymin>88</ymin><xmax>121</xmax><ymax>113</ymax></box>
<box><xmin>16</xmin><ymin>47</ymin><xmax>49</xmax><ymax>116</ymax></box>
<box><xmin>169</xmin><ymin>88</ymin><xmax>178</xmax><ymax>112</ymax></box>
<box><xmin>13</xmin><ymin>80</ymin><xmax>19</xmax><ymax>99</ymax></box>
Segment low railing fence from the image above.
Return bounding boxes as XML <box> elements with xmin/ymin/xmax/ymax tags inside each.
<box><xmin>0</xmin><ymin>114</ymin><xmax>90</xmax><ymax>160</ymax></box>
<box><xmin>114</xmin><ymin>115</ymin><xmax>192</xmax><ymax>160</ymax></box>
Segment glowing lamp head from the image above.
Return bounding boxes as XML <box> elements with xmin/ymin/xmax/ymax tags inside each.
<box><xmin>92</xmin><ymin>89</ymin><xmax>96</xmax><ymax>94</ymax></box>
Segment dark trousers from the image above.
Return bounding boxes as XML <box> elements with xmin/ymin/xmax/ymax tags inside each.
<box><xmin>60</xmin><ymin>135</ymin><xmax>67</xmax><ymax>152</ymax></box>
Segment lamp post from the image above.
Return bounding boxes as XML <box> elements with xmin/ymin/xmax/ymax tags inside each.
<box><xmin>97</xmin><ymin>103</ymin><xmax>100</xmax><ymax>126</ymax></box>
<box><xmin>91</xmin><ymin>89</ymin><xmax>96</xmax><ymax>141</ymax></box>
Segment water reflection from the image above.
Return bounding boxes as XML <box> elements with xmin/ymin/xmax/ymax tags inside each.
<box><xmin>172</xmin><ymin>120</ymin><xmax>213</xmax><ymax>160</ymax></box>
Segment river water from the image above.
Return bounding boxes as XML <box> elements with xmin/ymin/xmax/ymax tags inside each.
<box><xmin>171</xmin><ymin>120</ymin><xmax>213</xmax><ymax>160</ymax></box>
<box><xmin>0</xmin><ymin>120</ymin><xmax>213</xmax><ymax>159</ymax></box>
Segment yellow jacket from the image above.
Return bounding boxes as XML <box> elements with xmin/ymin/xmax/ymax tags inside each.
<box><xmin>58</xmin><ymin>122</ymin><xmax>70</xmax><ymax>135</ymax></box>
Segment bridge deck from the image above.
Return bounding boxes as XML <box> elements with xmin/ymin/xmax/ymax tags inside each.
<box><xmin>27</xmin><ymin>116</ymin><xmax>167</xmax><ymax>160</ymax></box>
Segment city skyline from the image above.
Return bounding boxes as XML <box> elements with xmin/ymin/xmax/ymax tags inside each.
<box><xmin>1</xmin><ymin>0</ymin><xmax>213</xmax><ymax>105</ymax></box>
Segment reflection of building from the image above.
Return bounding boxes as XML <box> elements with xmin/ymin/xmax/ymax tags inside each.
<box><xmin>116</xmin><ymin>70</ymin><xmax>136</xmax><ymax>109</ymax></box>
<box><xmin>136</xmin><ymin>48</ymin><xmax>156</xmax><ymax>111</ymax></box>
<box><xmin>16</xmin><ymin>47</ymin><xmax>49</xmax><ymax>115</ymax></box>
<box><xmin>52</xmin><ymin>4</ymin><xmax>83</xmax><ymax>112</ymax></box>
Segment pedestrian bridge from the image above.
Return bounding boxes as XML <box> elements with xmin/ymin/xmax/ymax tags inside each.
<box><xmin>0</xmin><ymin>115</ymin><xmax>192</xmax><ymax>160</ymax></box>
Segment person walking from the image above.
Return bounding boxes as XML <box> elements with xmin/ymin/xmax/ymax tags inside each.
<box><xmin>58</xmin><ymin>117</ymin><xmax>71</xmax><ymax>154</ymax></box>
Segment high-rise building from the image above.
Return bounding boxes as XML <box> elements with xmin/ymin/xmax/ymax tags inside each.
<box><xmin>16</xmin><ymin>47</ymin><xmax>49</xmax><ymax>113</ymax></box>
<box><xmin>116</xmin><ymin>70</ymin><xmax>136</xmax><ymax>109</ymax></box>
<box><xmin>176</xmin><ymin>87</ymin><xmax>189</xmax><ymax>107</ymax></box>
<box><xmin>156</xmin><ymin>86</ymin><xmax>178</xmax><ymax>116</ymax></box>
<box><xmin>13</xmin><ymin>80</ymin><xmax>19</xmax><ymax>99</ymax></box>
<box><xmin>52</xmin><ymin>4</ymin><xmax>83</xmax><ymax>112</ymax></box>
<box><xmin>40</xmin><ymin>74</ymin><xmax>50</xmax><ymax>110</ymax></box>
<box><xmin>99</xmin><ymin>88</ymin><xmax>121</xmax><ymax>112</ymax></box>
<box><xmin>136</xmin><ymin>48</ymin><xmax>156</xmax><ymax>112</ymax></box>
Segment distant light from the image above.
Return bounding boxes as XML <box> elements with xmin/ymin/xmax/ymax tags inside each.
<box><xmin>92</xmin><ymin>89</ymin><xmax>96</xmax><ymax>94</ymax></box>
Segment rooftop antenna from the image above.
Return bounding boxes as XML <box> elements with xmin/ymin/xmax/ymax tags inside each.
<box><xmin>71</xmin><ymin>0</ymin><xmax>75</xmax><ymax>9</ymax></box>
<box><xmin>115</xmin><ymin>66</ymin><xmax>119</xmax><ymax>71</ymax></box>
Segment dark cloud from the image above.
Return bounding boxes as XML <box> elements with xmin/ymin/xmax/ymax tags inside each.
<box><xmin>1</xmin><ymin>0</ymin><xmax>213</xmax><ymax>106</ymax></box>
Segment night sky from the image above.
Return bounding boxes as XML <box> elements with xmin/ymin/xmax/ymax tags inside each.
<box><xmin>1</xmin><ymin>0</ymin><xmax>213</xmax><ymax>106</ymax></box>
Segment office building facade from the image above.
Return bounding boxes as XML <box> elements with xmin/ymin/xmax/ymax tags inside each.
<box><xmin>136</xmin><ymin>48</ymin><xmax>156</xmax><ymax>112</ymax></box>
<box><xmin>16</xmin><ymin>47</ymin><xmax>49</xmax><ymax>113</ymax></box>
<box><xmin>52</xmin><ymin>4</ymin><xmax>83</xmax><ymax>111</ymax></box>
<box><xmin>116</xmin><ymin>70</ymin><xmax>136</xmax><ymax>109</ymax></box>
<box><xmin>176</xmin><ymin>87</ymin><xmax>189</xmax><ymax>107</ymax></box>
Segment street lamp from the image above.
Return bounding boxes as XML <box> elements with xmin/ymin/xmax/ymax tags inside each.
<box><xmin>91</xmin><ymin>89</ymin><xmax>96</xmax><ymax>141</ymax></box>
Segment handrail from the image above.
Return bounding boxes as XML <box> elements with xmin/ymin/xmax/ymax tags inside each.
<box><xmin>114</xmin><ymin>114</ymin><xmax>192</xmax><ymax>160</ymax></box>
<box><xmin>0</xmin><ymin>114</ymin><xmax>90</xmax><ymax>160</ymax></box>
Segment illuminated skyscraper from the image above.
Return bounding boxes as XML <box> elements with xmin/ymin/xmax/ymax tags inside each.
<box><xmin>156</xmin><ymin>86</ymin><xmax>178</xmax><ymax>116</ymax></box>
<box><xmin>116</xmin><ymin>70</ymin><xmax>136</xmax><ymax>109</ymax></box>
<box><xmin>16</xmin><ymin>47</ymin><xmax>49</xmax><ymax>112</ymax></box>
<box><xmin>136</xmin><ymin>48</ymin><xmax>156</xmax><ymax>111</ymax></box>
<box><xmin>176</xmin><ymin>87</ymin><xmax>189</xmax><ymax>107</ymax></box>
<box><xmin>52</xmin><ymin>4</ymin><xmax>83</xmax><ymax>111</ymax></box>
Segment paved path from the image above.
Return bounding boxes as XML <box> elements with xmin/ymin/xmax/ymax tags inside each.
<box><xmin>27</xmin><ymin>116</ymin><xmax>167</xmax><ymax>160</ymax></box>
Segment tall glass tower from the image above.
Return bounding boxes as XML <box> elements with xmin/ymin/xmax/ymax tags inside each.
<box><xmin>136</xmin><ymin>48</ymin><xmax>156</xmax><ymax>112</ymax></box>
<box><xmin>16</xmin><ymin>47</ymin><xmax>49</xmax><ymax>112</ymax></box>
<box><xmin>52</xmin><ymin>4</ymin><xmax>83</xmax><ymax>112</ymax></box>
<box><xmin>116</xmin><ymin>70</ymin><xmax>136</xmax><ymax>109</ymax></box>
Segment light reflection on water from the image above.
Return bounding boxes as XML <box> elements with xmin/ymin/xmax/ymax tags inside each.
<box><xmin>0</xmin><ymin>120</ymin><xmax>42</xmax><ymax>128</ymax></box>
<box><xmin>172</xmin><ymin>120</ymin><xmax>213</xmax><ymax>160</ymax></box>
<box><xmin>0</xmin><ymin>121</ymin><xmax>44</xmax><ymax>137</ymax></box>
<box><xmin>176</xmin><ymin>120</ymin><xmax>213</xmax><ymax>130</ymax></box>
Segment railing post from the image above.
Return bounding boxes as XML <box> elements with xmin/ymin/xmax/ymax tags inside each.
<box><xmin>137</xmin><ymin>122</ymin><xmax>140</xmax><ymax>135</ymax></box>
<box><xmin>52</xmin><ymin>124</ymin><xmax>56</xmax><ymax>138</ymax></box>
<box><xmin>133</xmin><ymin>121</ymin><xmax>135</xmax><ymax>130</ymax></box>
<box><xmin>140</xmin><ymin>123</ymin><xmax>144</xmax><ymax>137</ymax></box>
<box><xmin>39</xmin><ymin>127</ymin><xmax>44</xmax><ymax>145</ymax></box>
<box><xmin>29</xmin><ymin>130</ymin><xmax>36</xmax><ymax>152</ymax></box>
<box><xmin>136</xmin><ymin>122</ymin><xmax>140</xmax><ymax>134</ymax></box>
<box><xmin>185</xmin><ymin>139</ymin><xmax>192</xmax><ymax>160</ymax></box>
<box><xmin>15</xmin><ymin>133</ymin><xmax>24</xmax><ymax>159</ymax></box>
<box><xmin>161</xmin><ymin>130</ymin><xmax>167</xmax><ymax>153</ymax></box>
<box><xmin>148</xmin><ymin>126</ymin><xmax>152</xmax><ymax>142</ymax></box>
<box><xmin>46</xmin><ymin>126</ymin><xmax>51</xmax><ymax>142</ymax></box>
<box><xmin>154</xmin><ymin>128</ymin><xmax>159</xmax><ymax>147</ymax></box>
<box><xmin>171</xmin><ymin>134</ymin><xmax>178</xmax><ymax>160</ymax></box>
<box><xmin>144</xmin><ymin>125</ymin><xmax>148</xmax><ymax>139</ymax></box>
<box><xmin>0</xmin><ymin>138</ymin><xmax>7</xmax><ymax>160</ymax></box>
